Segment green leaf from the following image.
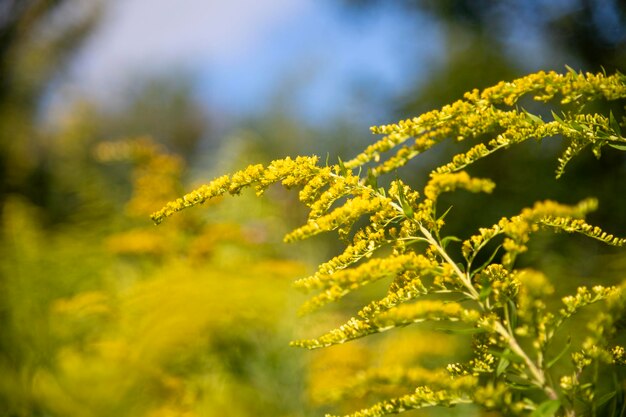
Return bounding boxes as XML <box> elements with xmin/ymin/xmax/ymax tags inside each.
<box><xmin>595</xmin><ymin>130</ymin><xmax>611</xmax><ymax>140</ymax></box>
<box><xmin>551</xmin><ymin>110</ymin><xmax>564</xmax><ymax>124</ymax></box>
<box><xmin>337</xmin><ymin>156</ymin><xmax>348</xmax><ymax>176</ymax></box>
<box><xmin>365</xmin><ymin>168</ymin><xmax>378</xmax><ymax>189</ymax></box>
<box><xmin>608</xmin><ymin>143</ymin><xmax>626</xmax><ymax>151</ymax></box>
<box><xmin>524</xmin><ymin>109</ymin><xmax>544</xmax><ymax>125</ymax></box>
<box><xmin>596</xmin><ymin>390</ymin><xmax>617</xmax><ymax>407</ymax></box>
<box><xmin>401</xmin><ymin>202</ymin><xmax>414</xmax><ymax>218</ymax></box>
<box><xmin>438</xmin><ymin>205</ymin><xmax>454</xmax><ymax>222</ymax></box>
<box><xmin>568</xmin><ymin>120</ymin><xmax>583</xmax><ymax>132</ymax></box>
<box><xmin>470</xmin><ymin>244</ymin><xmax>503</xmax><ymax>277</ymax></box>
<box><xmin>478</xmin><ymin>284</ymin><xmax>492</xmax><ymax>302</ymax></box>
<box><xmin>609</xmin><ymin>111</ymin><xmax>622</xmax><ymax>137</ymax></box>
<box><xmin>609</xmin><ymin>373</ymin><xmax>621</xmax><ymax>416</ymax></box>
<box><xmin>531</xmin><ymin>399</ymin><xmax>561</xmax><ymax>417</ymax></box>
<box><xmin>496</xmin><ymin>356</ymin><xmax>510</xmax><ymax>376</ymax></box>
<box><xmin>546</xmin><ymin>337</ymin><xmax>571</xmax><ymax>369</ymax></box>
<box><xmin>507</xmin><ymin>299</ymin><xmax>518</xmax><ymax>329</ymax></box>
<box><xmin>441</xmin><ymin>235</ymin><xmax>461</xmax><ymax>249</ymax></box>
<box><xmin>488</xmin><ymin>348</ymin><xmax>524</xmax><ymax>363</ymax></box>
<box><xmin>565</xmin><ymin>65</ymin><xmax>579</xmax><ymax>78</ymax></box>
<box><xmin>395</xmin><ymin>181</ymin><xmax>414</xmax><ymax>218</ymax></box>
<box><xmin>506</xmin><ymin>381</ymin><xmax>536</xmax><ymax>390</ymax></box>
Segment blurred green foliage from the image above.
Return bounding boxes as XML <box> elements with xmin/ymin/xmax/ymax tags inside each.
<box><xmin>0</xmin><ymin>3</ymin><xmax>315</xmax><ymax>416</ymax></box>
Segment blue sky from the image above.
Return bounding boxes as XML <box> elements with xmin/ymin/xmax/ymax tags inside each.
<box><xmin>67</xmin><ymin>0</ymin><xmax>442</xmax><ymax>128</ymax></box>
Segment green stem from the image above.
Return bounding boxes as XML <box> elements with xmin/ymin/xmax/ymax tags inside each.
<box><xmin>419</xmin><ymin>221</ymin><xmax>559</xmax><ymax>402</ymax></box>
<box><xmin>370</xmin><ymin>182</ymin><xmax>562</xmax><ymax>406</ymax></box>
<box><xmin>494</xmin><ymin>322</ymin><xmax>558</xmax><ymax>400</ymax></box>
<box><xmin>418</xmin><ymin>224</ymin><xmax>480</xmax><ymax>300</ymax></box>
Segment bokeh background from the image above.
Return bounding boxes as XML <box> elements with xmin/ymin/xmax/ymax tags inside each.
<box><xmin>1</xmin><ymin>1</ymin><xmax>625</xmax><ymax>416</ymax></box>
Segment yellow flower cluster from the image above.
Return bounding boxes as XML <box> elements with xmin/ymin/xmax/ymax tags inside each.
<box><xmin>424</xmin><ymin>171</ymin><xmax>495</xmax><ymax>201</ymax></box>
<box><xmin>471</xmin><ymin>69</ymin><xmax>626</xmax><ymax>106</ymax></box>
<box><xmin>514</xmin><ymin>269</ymin><xmax>554</xmax><ymax>342</ymax></box>
<box><xmin>338</xmin><ymin>70</ymin><xmax>625</xmax><ymax>183</ymax></box>
<box><xmin>462</xmin><ymin>226</ymin><xmax>502</xmax><ymax>262</ymax></box>
<box><xmin>611</xmin><ymin>345</ymin><xmax>626</xmax><ymax>365</ymax></box>
<box><xmin>308</xmin><ymin>226</ymin><xmax>388</xmax><ymax>278</ymax></box>
<box><xmin>307</xmin><ymin>173</ymin><xmax>361</xmax><ymax>218</ymax></box>
<box><xmin>295</xmin><ymin>252</ymin><xmax>435</xmax><ymax>314</ymax></box>
<box><xmin>347</xmin><ymin>101</ymin><xmax>483</xmax><ymax>175</ymax></box>
<box><xmin>151</xmin><ymin>155</ymin><xmax>320</xmax><ymax>224</ymax></box>
<box><xmin>292</xmin><ymin>299</ymin><xmax>479</xmax><ymax>350</ymax></box>
<box><xmin>367</xmin><ymin>136</ymin><xmax>439</xmax><ymax>177</ymax></box>
<box><xmin>356</xmin><ymin>270</ymin><xmax>429</xmax><ymax>320</ymax></box>
<box><xmin>471</xmin><ymin>383</ymin><xmax>525</xmax><ymax>415</ymax></box>
<box><xmin>284</xmin><ymin>191</ymin><xmax>389</xmax><ymax>242</ymax></box>
<box><xmin>474</xmin><ymin>264</ymin><xmax>519</xmax><ymax>303</ymax></box>
<box><xmin>328</xmin><ymin>377</ymin><xmax>477</xmax><ymax>417</ymax></box>
<box><xmin>462</xmin><ymin>199</ymin><xmax>605</xmax><ymax>267</ymax></box>
<box><xmin>433</xmin><ymin>117</ymin><xmax>559</xmax><ymax>177</ymax></box>
<box><xmin>290</xmin><ymin>316</ymin><xmax>378</xmax><ymax>349</ymax></box>
<box><xmin>554</xmin><ymin>112</ymin><xmax>626</xmax><ymax>177</ymax></box>
<box><xmin>462</xmin><ymin>199</ymin><xmax>593</xmax><ymax>266</ymax></box>
<box><xmin>322</xmin><ymin>366</ymin><xmax>449</xmax><ymax>403</ymax></box>
<box><xmin>373</xmin><ymin>300</ymin><xmax>480</xmax><ymax>327</ymax></box>
<box><xmin>560</xmin><ymin>285</ymin><xmax>619</xmax><ymax>318</ymax></box>
<box><xmin>540</xmin><ymin>216</ymin><xmax>626</xmax><ymax>246</ymax></box>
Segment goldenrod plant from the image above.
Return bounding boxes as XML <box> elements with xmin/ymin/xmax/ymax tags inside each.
<box><xmin>154</xmin><ymin>69</ymin><xmax>626</xmax><ymax>417</ymax></box>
